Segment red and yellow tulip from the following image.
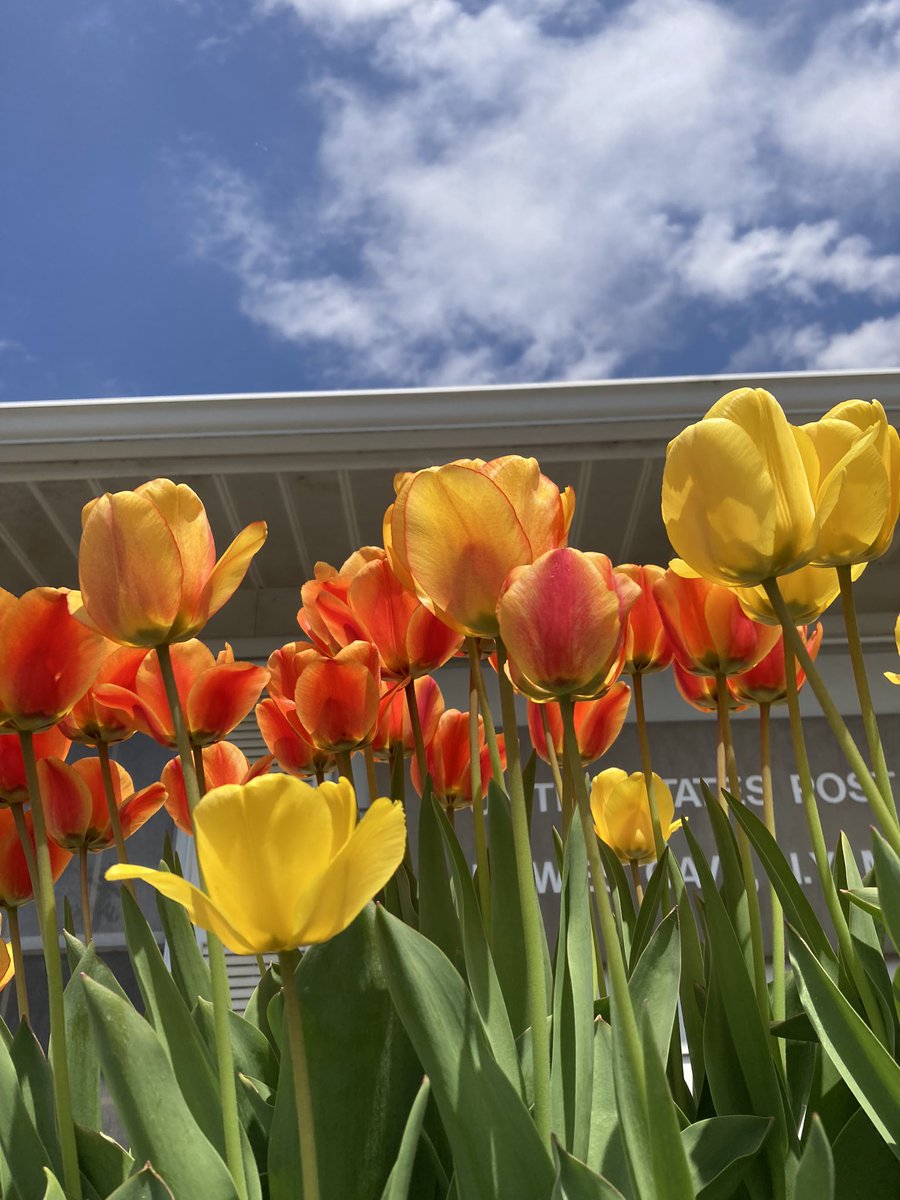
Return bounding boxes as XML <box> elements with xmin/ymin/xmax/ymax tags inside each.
<box><xmin>527</xmin><ymin>683</ymin><xmax>631</xmax><ymax>768</ymax></box>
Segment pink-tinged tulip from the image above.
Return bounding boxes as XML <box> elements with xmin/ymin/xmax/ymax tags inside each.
<box><xmin>591</xmin><ymin>769</ymin><xmax>681</xmax><ymax>863</ymax></box>
<box><xmin>59</xmin><ymin>645</ymin><xmax>148</xmax><ymax>744</ymax></box>
<box><xmin>527</xmin><ymin>683</ymin><xmax>631</xmax><ymax>768</ymax></box>
<box><xmin>0</xmin><ymin>807</ymin><xmax>70</xmax><ymax>908</ymax></box>
<box><xmin>293</xmin><ymin>641</ymin><xmax>381</xmax><ymax>754</ymax></box>
<box><xmin>386</xmin><ymin>456</ymin><xmax>575</xmax><ymax>637</ymax></box>
<box><xmin>0</xmin><ymin>588</ymin><xmax>106</xmax><ymax>732</ymax></box>
<box><xmin>296</xmin><ymin>551</ymin><xmax>379</xmax><ymax>655</ymax></box>
<box><xmin>673</xmin><ymin>661</ymin><xmax>746</xmax><ymax>714</ymax></box>
<box><xmin>729</xmin><ymin>625</ymin><xmax>823</xmax><ymax>706</ymax></box>
<box><xmin>410</xmin><ymin>709</ymin><xmax>506</xmax><ymax>810</ymax></box>
<box><xmin>653</xmin><ymin>564</ymin><xmax>780</xmax><ymax>677</ymax></box>
<box><xmin>0</xmin><ymin>725</ymin><xmax>71</xmax><ymax>805</ymax></box>
<box><xmin>616</xmin><ymin>564</ymin><xmax>674</xmax><ymax>674</ymax></box>
<box><xmin>371</xmin><ymin>676</ymin><xmax>444</xmax><ymax>761</ymax></box>
<box><xmin>256</xmin><ymin>698</ymin><xmax>333</xmax><ymax>779</ymax></box>
<box><xmin>497</xmin><ymin>549</ymin><xmax>640</xmax><ymax>699</ymax></box>
<box><xmin>42</xmin><ymin>757</ymin><xmax>167</xmax><ymax>852</ymax></box>
<box><xmin>96</xmin><ymin>640</ymin><xmax>268</xmax><ymax>748</ymax></box>
<box><xmin>163</xmin><ymin>741</ymin><xmax>272</xmax><ymax>835</ymax></box>
<box><xmin>76</xmin><ymin>478</ymin><xmax>267</xmax><ymax>647</ymax></box>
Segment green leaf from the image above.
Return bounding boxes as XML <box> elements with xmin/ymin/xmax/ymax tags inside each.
<box><xmin>552</xmin><ymin>1141</ymin><xmax>628</xmax><ymax>1199</ymax></box>
<box><xmin>702</xmin><ymin>785</ymin><xmax>753</xmax><ymax>975</ymax></box>
<box><xmin>596</xmin><ymin>840</ymin><xmax>635</xmax><ymax>965</ymax></box>
<box><xmin>193</xmin><ymin>1000</ymin><xmax>279</xmax><ymax>1095</ymax></box>
<box><xmin>627</xmin><ymin>847</ymin><xmax>670</xmax><ymax>972</ymax></box>
<box><xmin>417</xmin><ymin>778</ymin><xmax>464</xmax><ymax>973</ymax></box>
<box><xmin>41</xmin><ymin>1169</ymin><xmax>66</xmax><ymax>1200</ymax></box>
<box><xmin>641</xmin><ymin>1006</ymin><xmax>694</xmax><ymax>1200</ymax></box>
<box><xmin>832</xmin><ymin>1108</ymin><xmax>900</xmax><ymax>1198</ymax></box>
<box><xmin>376</xmin><ymin>905</ymin><xmax>555</xmax><ymax>1200</ymax></box>
<box><xmin>872</xmin><ymin>831</ymin><xmax>900</xmax><ymax>957</ymax></box>
<box><xmin>681</xmin><ymin>1116</ymin><xmax>772</xmax><ymax>1200</ymax></box>
<box><xmin>0</xmin><ymin>1025</ymin><xmax>53</xmax><ymax>1200</ymax></box>
<box><xmin>488</xmin><ymin>780</ymin><xmax>531</xmax><ymax>1036</ymax></box>
<box><xmin>80</xmin><ymin>976</ymin><xmax>239</xmax><ymax>1199</ymax></box>
<box><xmin>551</xmin><ymin>823</ymin><xmax>595</xmax><ymax>1161</ymax></box>
<box><xmin>244</xmin><ymin>962</ymin><xmax>282</xmax><ymax>1056</ymax></box>
<box><xmin>668</xmin><ymin>856</ymin><xmax>706</xmax><ymax>1096</ymax></box>
<box><xmin>64</xmin><ymin>945</ymin><xmax>104</xmax><ymax>1130</ymax></box>
<box><xmin>586</xmin><ymin>1021</ymin><xmax>630</xmax><ymax>1195</ymax></box>
<box><xmin>789</xmin><ymin>927</ymin><xmax>900</xmax><ymax>1157</ymax></box>
<box><xmin>835</xmin><ymin>835</ymin><xmax>894</xmax><ymax>1054</ymax></box>
<box><xmin>628</xmin><ymin>909</ymin><xmax>681</xmax><ymax>1068</ymax></box>
<box><xmin>106</xmin><ymin>1165</ymin><xmax>177</xmax><ymax>1198</ymax></box>
<box><xmin>791</xmin><ymin>1113</ymin><xmax>834</xmax><ymax>1200</ymax></box>
<box><xmin>155</xmin><ymin>864</ymin><xmax>212</xmax><ymax>1007</ymax></box>
<box><xmin>380</xmin><ymin>1078</ymin><xmax>431</xmax><ymax>1200</ymax></box>
<box><xmin>64</xmin><ymin>928</ymin><xmax>88</xmax><ymax>975</ymax></box>
<box><xmin>843</xmin><ymin>887</ymin><xmax>881</xmax><ymax>921</ymax></box>
<box><xmin>269</xmin><ymin>906</ymin><xmax>422</xmax><ymax>1200</ymax></box>
<box><xmin>435</xmin><ymin>796</ymin><xmax>521</xmax><ymax>1093</ymax></box>
<box><xmin>11</xmin><ymin>1020</ymin><xmax>62</xmax><ymax>1180</ymax></box>
<box><xmin>74</xmin><ymin>1125</ymin><xmax>134</xmax><ymax>1197</ymax></box>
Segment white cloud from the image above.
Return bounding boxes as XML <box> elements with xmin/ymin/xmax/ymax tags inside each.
<box><xmin>189</xmin><ymin>0</ymin><xmax>900</xmax><ymax>382</ymax></box>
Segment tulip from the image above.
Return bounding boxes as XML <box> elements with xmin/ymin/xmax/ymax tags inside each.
<box><xmin>256</xmin><ymin>698</ymin><xmax>332</xmax><ymax>780</ymax></box>
<box><xmin>371</xmin><ymin>676</ymin><xmax>444</xmax><ymax>761</ymax></box>
<box><xmin>95</xmin><ymin>640</ymin><xmax>269</xmax><ymax>748</ymax></box>
<box><xmin>107</xmin><ymin>774</ymin><xmax>406</xmax><ymax>954</ymax></box>
<box><xmin>734</xmin><ymin>562</ymin><xmax>865</xmax><ymax>626</ymax></box>
<box><xmin>75</xmin><ymin>478</ymin><xmax>267</xmax><ymax>647</ymax></box>
<box><xmin>293</xmin><ymin>641</ymin><xmax>381</xmax><ymax>754</ymax></box>
<box><xmin>527</xmin><ymin>683</ymin><xmax>631</xmax><ymax>767</ymax></box>
<box><xmin>0</xmin><ymin>919</ymin><xmax>12</xmax><ymax>992</ymax></box>
<box><xmin>616</xmin><ymin>564</ymin><xmax>674</xmax><ymax>674</ymax></box>
<box><xmin>41</xmin><ymin>757</ymin><xmax>167</xmax><ymax>852</ymax></box>
<box><xmin>0</xmin><ymin>588</ymin><xmax>106</xmax><ymax>732</ymax></box>
<box><xmin>386</xmin><ymin>456</ymin><xmax>575</xmax><ymax>636</ymax></box>
<box><xmin>804</xmin><ymin>399</ymin><xmax>900</xmax><ymax>567</ymax></box>
<box><xmin>497</xmin><ymin>549</ymin><xmax>640</xmax><ymax>699</ymax></box>
<box><xmin>297</xmin><ymin>552</ymin><xmax>378</xmax><ymax>655</ymax></box>
<box><xmin>0</xmin><ymin>725</ymin><xmax>71</xmax><ymax>805</ymax></box>
<box><xmin>673</xmin><ymin>661</ymin><xmax>747</xmax><ymax>713</ymax></box>
<box><xmin>163</xmin><ymin>741</ymin><xmax>272</xmax><ymax>835</ymax></box>
<box><xmin>591</xmin><ymin>769</ymin><xmax>681</xmax><ymax>863</ymax></box>
<box><xmin>59</xmin><ymin>644</ymin><xmax>148</xmax><ymax>744</ymax></box>
<box><xmin>410</xmin><ymin>709</ymin><xmax>506</xmax><ymax>809</ymax></box>
<box><xmin>661</xmin><ymin>387</ymin><xmax>822</xmax><ymax>586</ymax></box>
<box><xmin>884</xmin><ymin>615</ymin><xmax>900</xmax><ymax>686</ymax></box>
<box><xmin>729</xmin><ymin>625</ymin><xmax>823</xmax><ymax>706</ymax></box>
<box><xmin>654</xmin><ymin>564</ymin><xmax>780</xmax><ymax>676</ymax></box>
<box><xmin>0</xmin><ymin>807</ymin><xmax>70</xmax><ymax>909</ymax></box>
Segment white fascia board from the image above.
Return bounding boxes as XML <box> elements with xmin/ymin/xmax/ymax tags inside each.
<box><xmin>2</xmin><ymin>368</ymin><xmax>900</xmax><ymax>480</ymax></box>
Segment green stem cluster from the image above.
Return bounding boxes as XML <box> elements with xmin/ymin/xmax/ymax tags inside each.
<box><xmin>279</xmin><ymin>949</ymin><xmax>321</xmax><ymax>1200</ymax></box>
<box><xmin>468</xmin><ymin>663</ymin><xmax>492</xmax><ymax>929</ymax></box>
<box><xmin>758</xmin><ymin>703</ymin><xmax>784</xmax><ymax>1046</ymax></box>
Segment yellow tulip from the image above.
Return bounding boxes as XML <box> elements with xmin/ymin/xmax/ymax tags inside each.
<box><xmin>734</xmin><ymin>562</ymin><xmax>866</xmax><ymax>626</ymax></box>
<box><xmin>884</xmin><ymin>615</ymin><xmax>900</xmax><ymax>686</ymax></box>
<box><xmin>661</xmin><ymin>387</ymin><xmax>820</xmax><ymax>586</ymax></box>
<box><xmin>803</xmin><ymin>399</ymin><xmax>900</xmax><ymax>567</ymax></box>
<box><xmin>0</xmin><ymin>915</ymin><xmax>13</xmax><ymax>993</ymax></box>
<box><xmin>107</xmin><ymin>774</ymin><xmax>406</xmax><ymax>955</ymax></box>
<box><xmin>590</xmin><ymin>768</ymin><xmax>681</xmax><ymax>864</ymax></box>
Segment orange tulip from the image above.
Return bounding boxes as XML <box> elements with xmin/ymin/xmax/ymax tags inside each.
<box><xmin>616</xmin><ymin>564</ymin><xmax>674</xmax><ymax>674</ymax></box>
<box><xmin>293</xmin><ymin>641</ymin><xmax>381</xmax><ymax>753</ymax></box>
<box><xmin>673</xmin><ymin>661</ymin><xmax>746</xmax><ymax>713</ymax></box>
<box><xmin>0</xmin><ymin>807</ymin><xmax>70</xmax><ymax>908</ymax></box>
<box><xmin>386</xmin><ymin>456</ymin><xmax>575</xmax><ymax>636</ymax></box>
<box><xmin>75</xmin><ymin>478</ymin><xmax>267</xmax><ymax>647</ymax></box>
<box><xmin>0</xmin><ymin>588</ymin><xmax>106</xmax><ymax>732</ymax></box>
<box><xmin>527</xmin><ymin>682</ymin><xmax>631</xmax><ymax>767</ymax></box>
<box><xmin>410</xmin><ymin>709</ymin><xmax>507</xmax><ymax>810</ymax></box>
<box><xmin>0</xmin><ymin>725</ymin><xmax>71</xmax><ymax>806</ymax></box>
<box><xmin>59</xmin><ymin>645</ymin><xmax>148</xmax><ymax>744</ymax></box>
<box><xmin>653</xmin><ymin>565</ymin><xmax>780</xmax><ymax>677</ymax></box>
<box><xmin>297</xmin><ymin>551</ymin><xmax>378</xmax><ymax>655</ymax></box>
<box><xmin>728</xmin><ymin>624</ymin><xmax>823</xmax><ymax>706</ymax></box>
<box><xmin>163</xmin><ymin>741</ymin><xmax>272</xmax><ymax>835</ymax></box>
<box><xmin>371</xmin><ymin>676</ymin><xmax>444</xmax><ymax>761</ymax></box>
<box><xmin>497</xmin><ymin>549</ymin><xmax>639</xmax><ymax>699</ymax></box>
<box><xmin>95</xmin><ymin>640</ymin><xmax>269</xmax><ymax>748</ymax></box>
<box><xmin>42</xmin><ymin>757</ymin><xmax>167</xmax><ymax>852</ymax></box>
<box><xmin>256</xmin><ymin>698</ymin><xmax>333</xmax><ymax>780</ymax></box>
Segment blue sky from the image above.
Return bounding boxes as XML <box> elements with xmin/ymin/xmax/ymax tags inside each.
<box><xmin>2</xmin><ymin>0</ymin><xmax>900</xmax><ymax>401</ymax></box>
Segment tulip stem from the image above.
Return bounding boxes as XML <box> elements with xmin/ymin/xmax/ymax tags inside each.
<box><xmin>336</xmin><ymin>752</ymin><xmax>354</xmax><ymax>784</ymax></box>
<box><xmin>759</xmin><ymin>704</ymin><xmax>784</xmax><ymax>1065</ymax></box>
<box><xmin>715</xmin><ymin>674</ymin><xmax>769</xmax><ymax>1021</ymax></box>
<box><xmin>97</xmin><ymin>741</ymin><xmax>129</xmax><ymax>867</ymax></box>
<box><xmin>469</xmin><ymin>665</ymin><xmax>492</xmax><ymax>930</ymax></box>
<box><xmin>629</xmin><ymin>860</ymin><xmax>644</xmax><ymax>905</ymax></box>
<box><xmin>404</xmin><ymin>680</ymin><xmax>428</xmax><ymax>784</ymax></box>
<box><xmin>363</xmin><ymin>745</ymin><xmax>380</xmax><ymax>807</ymax></box>
<box><xmin>11</xmin><ymin>803</ymin><xmax>40</xmax><ymax>903</ymax></box>
<box><xmin>838</xmin><ymin>565</ymin><xmax>898</xmax><ymax>821</ymax></box>
<box><xmin>539</xmin><ymin>705</ymin><xmax>567</xmax><ymax>828</ymax></box>
<box><xmin>782</xmin><ymin>637</ymin><xmax>888</xmax><ymax>1044</ymax></box>
<box><xmin>467</xmin><ymin>640</ymin><xmax>504</xmax><ymax>787</ymax></box>
<box><xmin>314</xmin><ymin>767</ymin><xmax>326</xmax><ymax>787</ymax></box>
<box><xmin>19</xmin><ymin>731</ymin><xmax>82</xmax><ymax>1199</ymax></box>
<box><xmin>157</xmin><ymin>644</ymin><xmax>247</xmax><ymax>1200</ymax></box>
<box><xmin>279</xmin><ymin>948</ymin><xmax>321</xmax><ymax>1200</ymax></box>
<box><xmin>7</xmin><ymin>905</ymin><xmax>29</xmax><ymax>1023</ymax></box>
<box><xmin>79</xmin><ymin>847</ymin><xmax>93</xmax><ymax>944</ymax></box>
<box><xmin>763</xmin><ymin>578</ymin><xmax>900</xmax><ymax>854</ymax></box>
<box><xmin>633</xmin><ymin>673</ymin><xmax>666</xmax><ymax>863</ymax></box>
<box><xmin>495</xmin><ymin>640</ymin><xmax>551</xmax><ymax>1149</ymax></box>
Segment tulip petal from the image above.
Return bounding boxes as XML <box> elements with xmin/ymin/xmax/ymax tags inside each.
<box><xmin>40</xmin><ymin>758</ymin><xmax>95</xmax><ymax>849</ymax></box>
<box><xmin>0</xmin><ymin>940</ymin><xmax>13</xmax><ymax>991</ymax></box>
<box><xmin>106</xmin><ymin>863</ymin><xmax>257</xmax><ymax>956</ymax></box>
<box><xmin>117</xmin><ymin>782</ymin><xmax>168</xmax><ymax>842</ymax></box>
<box><xmin>295</xmin><ymin>797</ymin><xmax>406</xmax><ymax>944</ymax></box>
<box><xmin>137</xmin><ymin>480</ymin><xmax>216</xmax><ymax>620</ymax></box>
<box><xmin>186</xmin><ymin>662</ymin><xmax>269</xmax><ymax>745</ymax></box>
<box><xmin>314</xmin><ymin>777</ymin><xmax>358</xmax><ymax>858</ymax></box>
<box><xmin>199</xmin><ymin>521</ymin><xmax>268</xmax><ymax>623</ymax></box>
